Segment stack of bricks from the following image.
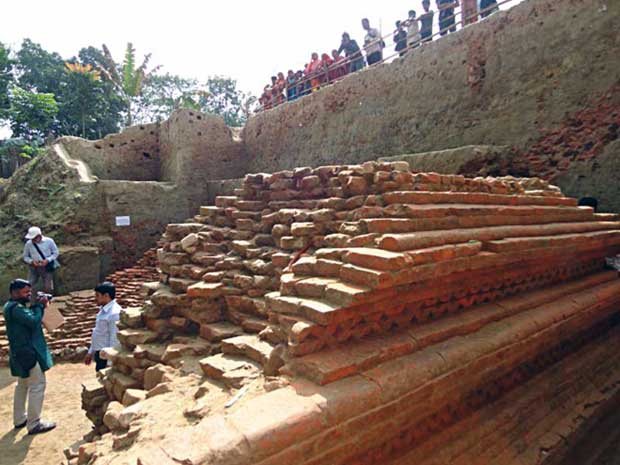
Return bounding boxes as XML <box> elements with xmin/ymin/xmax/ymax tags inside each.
<box><xmin>81</xmin><ymin>161</ymin><xmax>620</xmax><ymax>465</ymax></box>
<box><xmin>517</xmin><ymin>83</ymin><xmax>620</xmax><ymax>180</ymax></box>
<box><xmin>0</xmin><ymin>249</ymin><xmax>159</xmax><ymax>363</ymax></box>
<box><xmin>87</xmin><ymin>161</ymin><xmax>620</xmax><ymax>391</ymax></box>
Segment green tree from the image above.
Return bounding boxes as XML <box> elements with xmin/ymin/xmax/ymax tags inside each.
<box><xmin>200</xmin><ymin>76</ymin><xmax>254</xmax><ymax>127</ymax></box>
<box><xmin>8</xmin><ymin>86</ymin><xmax>58</xmax><ymax>139</ymax></box>
<box><xmin>14</xmin><ymin>40</ymin><xmax>124</xmax><ymax>139</ymax></box>
<box><xmin>134</xmin><ymin>73</ymin><xmax>206</xmax><ymax>123</ymax></box>
<box><xmin>0</xmin><ymin>42</ymin><xmax>13</xmax><ymax>120</ymax></box>
<box><xmin>15</xmin><ymin>39</ymin><xmax>65</xmax><ymax>95</ymax></box>
<box><xmin>95</xmin><ymin>43</ymin><xmax>161</xmax><ymax>126</ymax></box>
<box><xmin>64</xmin><ymin>62</ymin><xmax>104</xmax><ymax>138</ymax></box>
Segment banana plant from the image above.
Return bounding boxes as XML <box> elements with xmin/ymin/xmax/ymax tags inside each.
<box><xmin>95</xmin><ymin>43</ymin><xmax>161</xmax><ymax>126</ymax></box>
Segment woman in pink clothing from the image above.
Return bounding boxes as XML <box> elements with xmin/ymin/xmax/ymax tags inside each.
<box><xmin>305</xmin><ymin>53</ymin><xmax>323</xmax><ymax>91</ymax></box>
<box><xmin>320</xmin><ymin>53</ymin><xmax>334</xmax><ymax>85</ymax></box>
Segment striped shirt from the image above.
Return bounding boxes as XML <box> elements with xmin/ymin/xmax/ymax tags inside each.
<box><xmin>23</xmin><ymin>237</ymin><xmax>59</xmax><ymax>265</ymax></box>
<box><xmin>88</xmin><ymin>300</ymin><xmax>122</xmax><ymax>355</ymax></box>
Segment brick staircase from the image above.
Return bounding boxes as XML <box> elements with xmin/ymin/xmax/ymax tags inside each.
<box><xmin>78</xmin><ymin>162</ymin><xmax>620</xmax><ymax>465</ymax></box>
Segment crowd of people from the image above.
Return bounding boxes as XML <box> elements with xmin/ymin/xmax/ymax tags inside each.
<box><xmin>258</xmin><ymin>0</ymin><xmax>500</xmax><ymax>110</ymax></box>
<box><xmin>3</xmin><ymin>226</ymin><xmax>122</xmax><ymax>435</ymax></box>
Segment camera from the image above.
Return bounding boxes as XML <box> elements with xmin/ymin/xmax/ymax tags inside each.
<box><xmin>36</xmin><ymin>292</ymin><xmax>53</xmax><ymax>302</ymax></box>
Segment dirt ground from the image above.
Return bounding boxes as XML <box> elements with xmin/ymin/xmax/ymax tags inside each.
<box><xmin>0</xmin><ymin>363</ymin><xmax>95</xmax><ymax>465</ymax></box>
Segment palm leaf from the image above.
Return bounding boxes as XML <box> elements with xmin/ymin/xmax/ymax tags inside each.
<box><xmin>100</xmin><ymin>44</ymin><xmax>122</xmax><ymax>86</ymax></box>
<box><xmin>122</xmin><ymin>43</ymin><xmax>138</xmax><ymax>96</ymax></box>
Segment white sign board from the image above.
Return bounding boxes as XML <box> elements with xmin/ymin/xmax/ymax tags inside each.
<box><xmin>115</xmin><ymin>216</ymin><xmax>131</xmax><ymax>227</ymax></box>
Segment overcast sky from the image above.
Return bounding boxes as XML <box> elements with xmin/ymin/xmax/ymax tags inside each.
<box><xmin>3</xmin><ymin>0</ymin><xmax>524</xmax><ymax>94</ymax></box>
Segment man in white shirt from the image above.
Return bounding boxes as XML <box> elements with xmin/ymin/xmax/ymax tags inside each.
<box><xmin>84</xmin><ymin>282</ymin><xmax>121</xmax><ymax>372</ymax></box>
<box><xmin>23</xmin><ymin>226</ymin><xmax>60</xmax><ymax>297</ymax></box>
<box><xmin>406</xmin><ymin>10</ymin><xmax>421</xmax><ymax>49</ymax></box>
<box><xmin>362</xmin><ymin>18</ymin><xmax>384</xmax><ymax>66</ymax></box>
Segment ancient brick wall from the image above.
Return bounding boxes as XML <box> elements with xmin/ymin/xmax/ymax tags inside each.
<box><xmin>242</xmin><ymin>0</ymin><xmax>619</xmax><ymax>175</ymax></box>
<box><xmin>77</xmin><ymin>160</ymin><xmax>620</xmax><ymax>465</ymax></box>
<box><xmin>61</xmin><ymin>124</ymin><xmax>161</xmax><ymax>181</ymax></box>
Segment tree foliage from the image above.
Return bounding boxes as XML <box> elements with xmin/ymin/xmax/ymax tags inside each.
<box><xmin>12</xmin><ymin>39</ymin><xmax>124</xmax><ymax>140</ymax></box>
<box><xmin>8</xmin><ymin>86</ymin><xmax>58</xmax><ymax>139</ymax></box>
<box><xmin>0</xmin><ymin>42</ymin><xmax>13</xmax><ymax>119</ymax></box>
<box><xmin>1</xmin><ymin>40</ymin><xmax>255</xmax><ymax>142</ymax></box>
<box><xmin>95</xmin><ymin>43</ymin><xmax>161</xmax><ymax>126</ymax></box>
<box><xmin>134</xmin><ymin>73</ymin><xmax>205</xmax><ymax>123</ymax></box>
<box><xmin>199</xmin><ymin>76</ymin><xmax>255</xmax><ymax>127</ymax></box>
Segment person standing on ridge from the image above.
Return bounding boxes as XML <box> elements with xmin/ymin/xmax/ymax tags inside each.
<box><xmin>4</xmin><ymin>279</ymin><xmax>56</xmax><ymax>435</ymax></box>
<box><xmin>305</xmin><ymin>53</ymin><xmax>323</xmax><ymax>91</ymax></box>
<box><xmin>320</xmin><ymin>53</ymin><xmax>334</xmax><ymax>85</ymax></box>
<box><xmin>480</xmin><ymin>0</ymin><xmax>500</xmax><ymax>18</ymax></box>
<box><xmin>437</xmin><ymin>0</ymin><xmax>459</xmax><ymax>36</ymax></box>
<box><xmin>405</xmin><ymin>10</ymin><xmax>421</xmax><ymax>50</ymax></box>
<box><xmin>329</xmin><ymin>49</ymin><xmax>348</xmax><ymax>81</ymax></box>
<box><xmin>462</xmin><ymin>0</ymin><xmax>478</xmax><ymax>25</ymax></box>
<box><xmin>337</xmin><ymin>32</ymin><xmax>365</xmax><ymax>73</ymax></box>
<box><xmin>23</xmin><ymin>226</ymin><xmax>59</xmax><ymax>301</ymax></box>
<box><xmin>419</xmin><ymin>0</ymin><xmax>435</xmax><ymax>42</ymax></box>
<box><xmin>394</xmin><ymin>20</ymin><xmax>408</xmax><ymax>56</ymax></box>
<box><xmin>362</xmin><ymin>18</ymin><xmax>384</xmax><ymax>66</ymax></box>
<box><xmin>286</xmin><ymin>70</ymin><xmax>298</xmax><ymax>101</ymax></box>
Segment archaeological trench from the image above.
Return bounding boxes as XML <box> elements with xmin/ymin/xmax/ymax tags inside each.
<box><xmin>1</xmin><ymin>0</ymin><xmax>620</xmax><ymax>464</ymax></box>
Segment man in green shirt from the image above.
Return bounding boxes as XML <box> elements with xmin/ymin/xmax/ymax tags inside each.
<box><xmin>4</xmin><ymin>279</ymin><xmax>56</xmax><ymax>435</ymax></box>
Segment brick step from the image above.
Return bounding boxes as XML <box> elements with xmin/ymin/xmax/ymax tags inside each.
<box><xmin>382</xmin><ymin>191</ymin><xmax>578</xmax><ymax>207</ymax></box>
<box><xmin>374</xmin><ymin>203</ymin><xmax>592</xmax><ymax>219</ymax></box>
<box><xmin>49</xmin><ymin>332</ymin><xmax>91</xmax><ymax>339</ymax></box>
<box><xmin>117</xmin><ymin>329</ymin><xmax>159</xmax><ymax>348</ymax></box>
<box><xmin>342</xmin><ymin>238</ymin><xmax>620</xmax><ymax>292</ymax></box>
<box><xmin>385</xmin><ymin>330</ymin><xmax>620</xmax><ymax>465</ymax></box>
<box><xmin>220</xmin><ymin>334</ymin><xmax>276</xmax><ymax>366</ymax></box>
<box><xmin>379</xmin><ymin>221</ymin><xmax>620</xmax><ymax>252</ymax></box>
<box><xmin>265</xmin><ymin>293</ymin><xmax>341</xmax><ymax>326</ymax></box>
<box><xmin>280</xmin><ymin>275</ymin><xmax>341</xmax><ymax>299</ymax></box>
<box><xmin>274</xmin><ymin>247</ymin><xmax>609</xmax><ymax>327</ymax></box>
<box><xmin>286</xmin><ymin>275</ymin><xmax>620</xmax><ymax>384</ymax></box>
<box><xmin>390</xmin><ymin>328</ymin><xmax>620</xmax><ymax>465</ymax></box>
<box><xmin>596</xmin><ymin>213</ymin><xmax>620</xmax><ymax>221</ymax></box>
<box><xmin>360</xmin><ymin>211</ymin><xmax>595</xmax><ymax>234</ymax></box>
<box><xmin>199</xmin><ymin>353</ymin><xmax>262</xmax><ymax>388</ymax></box>
<box><xmin>281</xmin><ymin>270</ymin><xmax>617</xmax><ymax>349</ymax></box>
<box><xmin>289</xmin><ymin>236</ymin><xmax>615</xmax><ymax>296</ymax></box>
<box><xmin>483</xmin><ymin>230</ymin><xmax>620</xmax><ymax>253</ymax></box>
<box><xmin>199</xmin><ymin>322</ymin><xmax>244</xmax><ymax>342</ymax></box>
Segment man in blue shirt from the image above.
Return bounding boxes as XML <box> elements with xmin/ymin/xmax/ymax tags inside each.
<box><xmin>23</xmin><ymin>226</ymin><xmax>59</xmax><ymax>298</ymax></box>
<box><xmin>437</xmin><ymin>0</ymin><xmax>459</xmax><ymax>36</ymax></box>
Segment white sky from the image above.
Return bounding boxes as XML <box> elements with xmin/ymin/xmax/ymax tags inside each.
<box><xmin>1</xmin><ymin>0</ymin><xmax>523</xmax><ymax>136</ymax></box>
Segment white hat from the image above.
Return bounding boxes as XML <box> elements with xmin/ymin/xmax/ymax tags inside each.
<box><xmin>25</xmin><ymin>226</ymin><xmax>42</xmax><ymax>240</ymax></box>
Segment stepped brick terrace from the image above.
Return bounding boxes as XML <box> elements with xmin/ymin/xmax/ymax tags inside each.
<box><xmin>73</xmin><ymin>161</ymin><xmax>620</xmax><ymax>465</ymax></box>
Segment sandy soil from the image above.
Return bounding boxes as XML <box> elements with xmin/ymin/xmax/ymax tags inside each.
<box><xmin>0</xmin><ymin>363</ymin><xmax>95</xmax><ymax>465</ymax></box>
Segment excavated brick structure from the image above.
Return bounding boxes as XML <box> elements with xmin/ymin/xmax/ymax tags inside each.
<box><xmin>0</xmin><ymin>249</ymin><xmax>159</xmax><ymax>363</ymax></box>
<box><xmin>78</xmin><ymin>161</ymin><xmax>620</xmax><ymax>465</ymax></box>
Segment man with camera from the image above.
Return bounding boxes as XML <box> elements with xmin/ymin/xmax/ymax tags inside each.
<box><xmin>23</xmin><ymin>226</ymin><xmax>60</xmax><ymax>299</ymax></box>
<box><xmin>3</xmin><ymin>279</ymin><xmax>56</xmax><ymax>435</ymax></box>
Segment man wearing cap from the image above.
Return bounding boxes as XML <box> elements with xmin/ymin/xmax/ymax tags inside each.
<box><xmin>23</xmin><ymin>227</ymin><xmax>59</xmax><ymax>297</ymax></box>
<box><xmin>3</xmin><ymin>279</ymin><xmax>56</xmax><ymax>435</ymax></box>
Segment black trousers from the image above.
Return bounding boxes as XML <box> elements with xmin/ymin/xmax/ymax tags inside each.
<box><xmin>367</xmin><ymin>51</ymin><xmax>383</xmax><ymax>66</ymax></box>
<box><xmin>439</xmin><ymin>9</ymin><xmax>457</xmax><ymax>35</ymax></box>
<box><xmin>94</xmin><ymin>351</ymin><xmax>108</xmax><ymax>372</ymax></box>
